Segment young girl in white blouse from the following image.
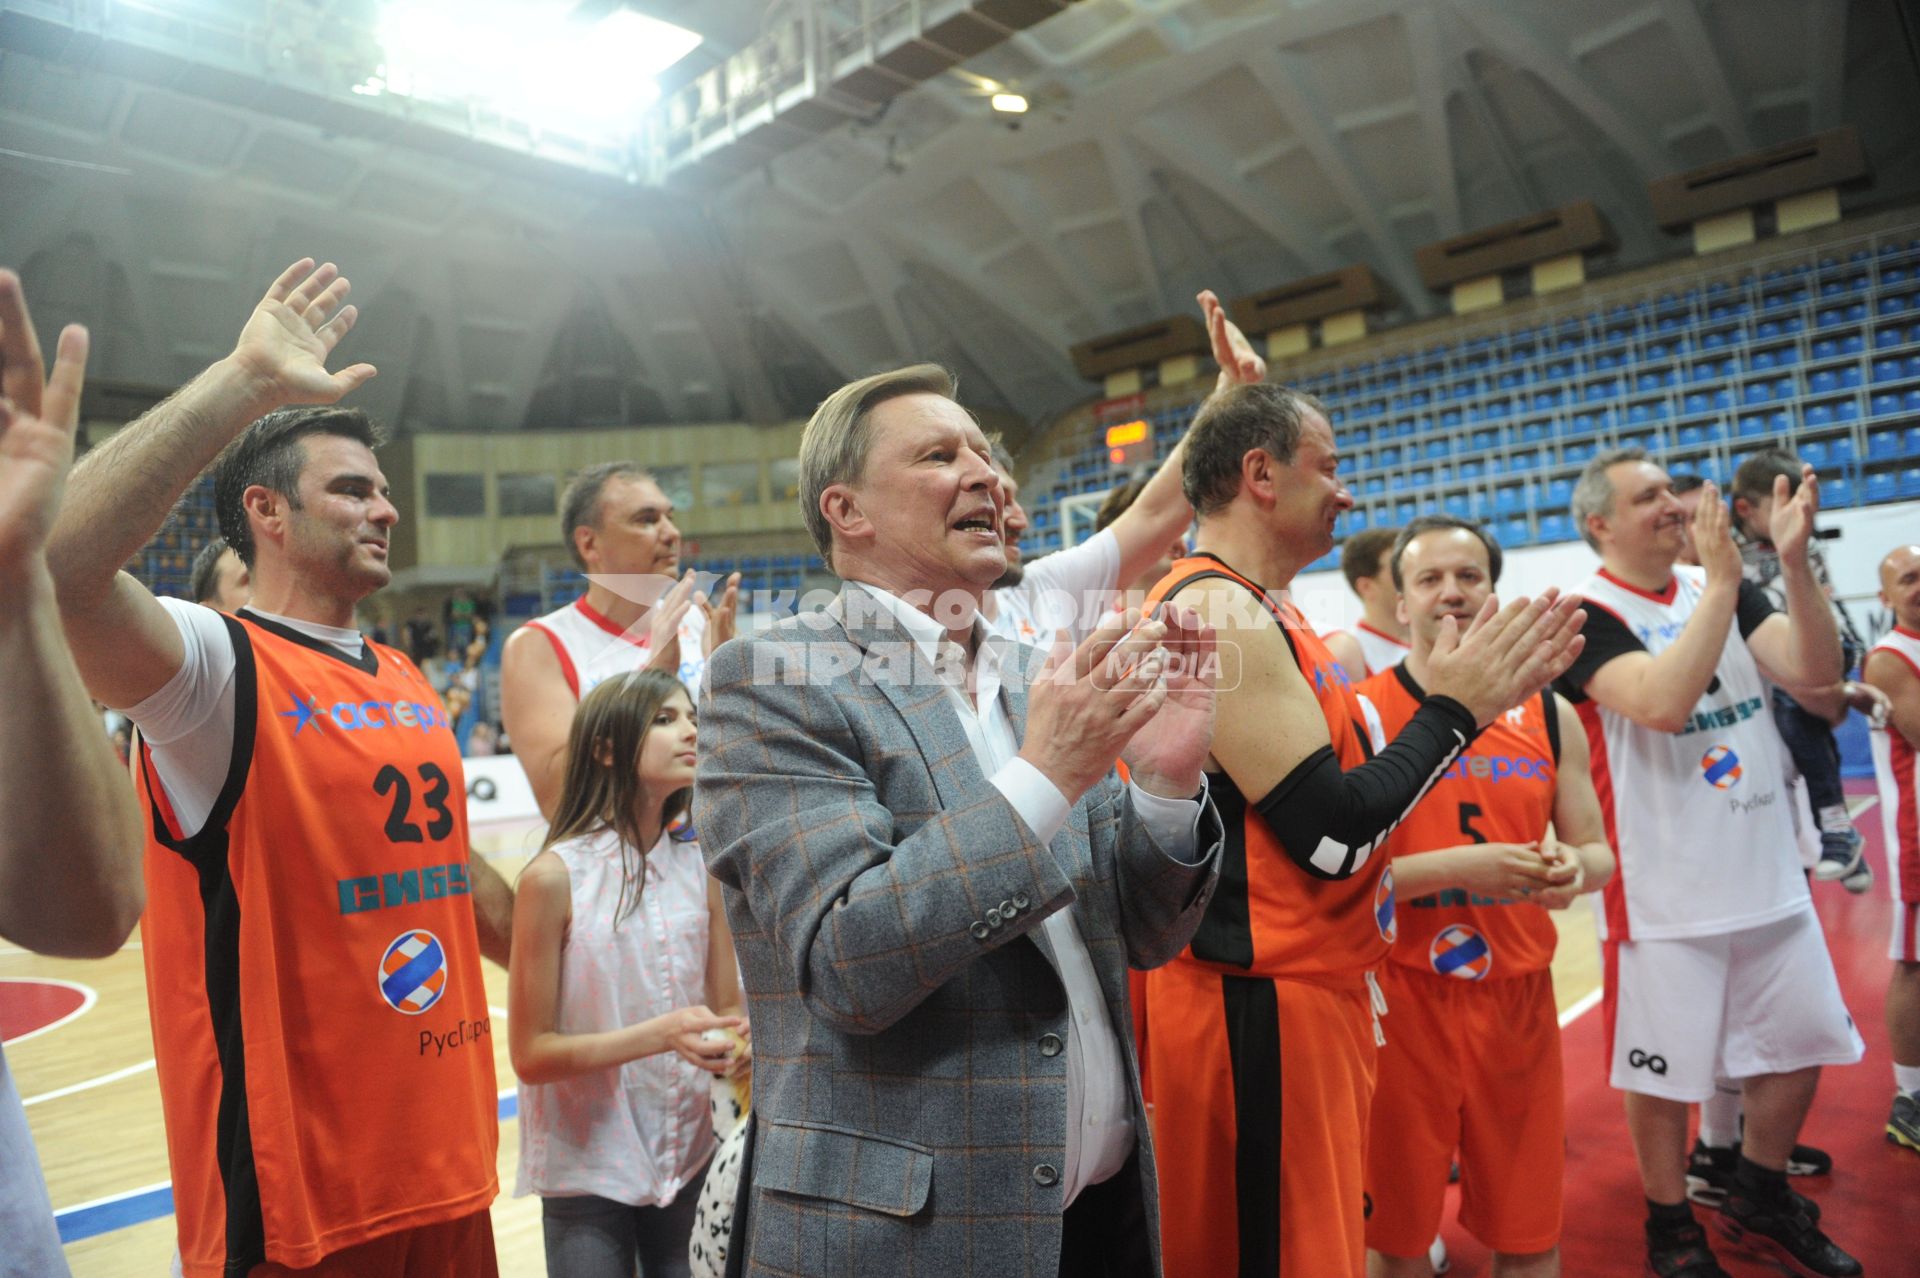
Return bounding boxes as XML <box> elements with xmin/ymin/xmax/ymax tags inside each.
<box><xmin>509</xmin><ymin>670</ymin><xmax>748</xmax><ymax>1278</ymax></box>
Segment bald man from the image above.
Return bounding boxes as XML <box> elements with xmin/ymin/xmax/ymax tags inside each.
<box><xmin>1864</xmin><ymin>543</ymin><xmax>1920</xmax><ymax>1155</ymax></box>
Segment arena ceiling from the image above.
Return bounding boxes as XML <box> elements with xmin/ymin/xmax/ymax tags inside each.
<box><xmin>1</xmin><ymin>0</ymin><xmax>1917</xmax><ymax>438</ymax></box>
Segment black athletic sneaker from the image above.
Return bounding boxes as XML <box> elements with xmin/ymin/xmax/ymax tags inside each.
<box><xmin>1645</xmin><ymin>1220</ymin><xmax>1730</xmax><ymax>1277</ymax></box>
<box><xmin>1891</xmin><ymin>1090</ymin><xmax>1920</xmax><ymax>1154</ymax></box>
<box><xmin>1715</xmin><ymin>1192</ymin><xmax>1861</xmax><ymax>1277</ymax></box>
<box><xmin>1686</xmin><ymin>1142</ymin><xmax>1821</xmax><ymax>1220</ymax></box>
<box><xmin>1784</xmin><ymin>1141</ymin><xmax>1833</xmax><ymax>1178</ymax></box>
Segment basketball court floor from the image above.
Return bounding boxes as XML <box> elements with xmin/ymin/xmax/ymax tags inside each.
<box><xmin>6</xmin><ymin>791</ymin><xmax>1910</xmax><ymax>1275</ymax></box>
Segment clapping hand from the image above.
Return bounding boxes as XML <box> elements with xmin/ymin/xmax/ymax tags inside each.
<box><xmin>228</xmin><ymin>259</ymin><xmax>376</xmax><ymax>408</ymax></box>
<box><xmin>0</xmin><ymin>270</ymin><xmax>88</xmax><ymax>582</ymax></box>
<box><xmin>699</xmin><ymin>571</ymin><xmax>742</xmax><ymax>657</ymax></box>
<box><xmin>1117</xmin><ymin>603</ymin><xmax>1217</xmax><ymax>799</ymax></box>
<box><xmin>1692</xmin><ymin>481</ymin><xmax>1744</xmax><ymax>589</ymax></box>
<box><xmin>1768</xmin><ymin>464</ymin><xmax>1821</xmax><ymax>565</ymax></box>
<box><xmin>1425</xmin><ymin>591</ymin><xmax>1587</xmax><ymax>729</ymax></box>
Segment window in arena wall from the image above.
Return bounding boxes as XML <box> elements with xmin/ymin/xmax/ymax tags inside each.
<box><xmin>701</xmin><ymin>461</ymin><xmax>762</xmax><ymax>507</ymax></box>
<box><xmin>652</xmin><ymin>465</ymin><xmax>694</xmax><ymax>510</ymax></box>
<box><xmin>770</xmin><ymin>457</ymin><xmax>800</xmax><ymax>502</ymax></box>
<box><xmin>498</xmin><ymin>472</ymin><xmax>558</xmax><ymax>516</ymax></box>
<box><xmin>425</xmin><ymin>473</ymin><xmax>488</xmax><ymax>517</ymax></box>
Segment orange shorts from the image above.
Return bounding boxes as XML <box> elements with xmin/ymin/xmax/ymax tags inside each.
<box><xmin>1366</xmin><ymin>964</ymin><xmax>1563</xmax><ymax>1258</ymax></box>
<box><xmin>246</xmin><ymin>1210</ymin><xmax>497</xmax><ymax>1278</ymax></box>
<box><xmin>1147</xmin><ymin>959</ymin><xmax>1378</xmax><ymax>1278</ymax></box>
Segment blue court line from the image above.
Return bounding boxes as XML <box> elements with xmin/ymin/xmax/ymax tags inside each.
<box><xmin>54</xmin><ymin>1091</ymin><xmax>519</xmax><ymax>1244</ymax></box>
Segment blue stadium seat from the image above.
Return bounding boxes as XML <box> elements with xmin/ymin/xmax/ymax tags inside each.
<box><xmin>1904</xmin><ymin>467</ymin><xmax>1920</xmax><ymax>499</ymax></box>
<box><xmin>1495</xmin><ymin>519</ymin><xmax>1530</xmax><ymax>547</ymax></box>
<box><xmin>1538</xmin><ymin>514</ymin><xmax>1573</xmax><ymax>542</ymax></box>
<box><xmin>1834</xmin><ymin>397</ymin><xmax>1860</xmax><ymax>422</ymax></box>
<box><xmin>1495</xmin><ymin>486</ymin><xmax>1524</xmax><ymax>514</ymax></box>
<box><xmin>1804</xmin><ymin>404</ymin><xmax>1835</xmax><ymax>428</ymax></box>
<box><xmin>1876</xmin><ymin>326</ymin><xmax>1904</xmax><ymax>349</ymax></box>
<box><xmin>1458</xmin><ymin>460</ymin><xmax>1484</xmax><ymax>479</ymax></box>
<box><xmin>1830</xmin><ymin>437</ymin><xmax>1856</xmax><ymax>465</ymax></box>
<box><xmin>1800</xmin><ymin>440</ymin><xmax>1831</xmax><ymax>467</ymax></box>
<box><xmin>1908</xmin><ymin>426</ymin><xmax>1920</xmax><ymax>457</ymax></box>
<box><xmin>1442</xmin><ymin>495</ymin><xmax>1470</xmax><ymax>520</ymax></box>
<box><xmin>1869</xmin><ymin>430</ymin><xmax>1902</xmax><ymax>461</ymax></box>
<box><xmin>1824</xmin><ymin>476</ymin><xmax>1855</xmax><ymax>508</ymax></box>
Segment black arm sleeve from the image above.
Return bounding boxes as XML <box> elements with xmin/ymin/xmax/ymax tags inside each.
<box><xmin>1735</xmin><ymin>578</ymin><xmax>1778</xmax><ymax>640</ymax></box>
<box><xmin>1253</xmin><ymin>694</ymin><xmax>1477</xmax><ymax>881</ymax></box>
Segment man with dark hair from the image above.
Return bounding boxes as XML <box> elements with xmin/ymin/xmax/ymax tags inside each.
<box><xmin>188</xmin><ymin>536</ymin><xmax>250</xmax><ymax>610</ymax></box>
<box><xmin>1558</xmin><ymin>449</ymin><xmax>1862</xmax><ymax>1278</ymax></box>
<box><xmin>0</xmin><ymin>269</ymin><xmax>145</xmax><ymax>1277</ymax></box>
<box><xmin>500</xmin><ymin>459</ymin><xmax>737</xmax><ymax>817</ymax></box>
<box><xmin>46</xmin><ymin>259</ymin><xmax>513</xmax><ymax>1278</ymax></box>
<box><xmin>1361</xmin><ymin>515</ymin><xmax>1612</xmax><ymax>1278</ymax></box>
<box><xmin>1729</xmin><ymin>449</ymin><xmax>1871</xmax><ymax>883</ymax></box>
<box><xmin>1324</xmin><ymin>525</ymin><xmax>1408</xmax><ymax>681</ymax></box>
<box><xmin>979</xmin><ymin>289</ymin><xmax>1261</xmax><ymax>647</ymax></box>
<box><xmin>1141</xmin><ymin>381</ymin><xmax>1585</xmax><ymax>1277</ymax></box>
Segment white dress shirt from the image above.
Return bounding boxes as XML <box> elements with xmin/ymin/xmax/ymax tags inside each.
<box><xmin>983</xmin><ymin>527</ymin><xmax>1122</xmax><ymax>648</ymax></box>
<box><xmin>849</xmin><ymin>582</ymin><xmax>1205</xmax><ymax>1205</ymax></box>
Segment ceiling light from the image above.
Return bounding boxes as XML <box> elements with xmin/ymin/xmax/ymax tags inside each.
<box><xmin>368</xmin><ymin>1</ymin><xmax>702</xmax><ymax>141</ymax></box>
<box><xmin>991</xmin><ymin>93</ymin><xmax>1030</xmax><ymax>115</ymax></box>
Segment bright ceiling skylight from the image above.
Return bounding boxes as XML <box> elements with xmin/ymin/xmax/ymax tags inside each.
<box><xmin>356</xmin><ymin>1</ymin><xmax>702</xmax><ymax>146</ymax></box>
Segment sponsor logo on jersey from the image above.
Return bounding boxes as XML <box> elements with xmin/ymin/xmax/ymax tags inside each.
<box><xmin>281</xmin><ymin>693</ymin><xmax>450</xmax><ymax>737</ymax></box>
<box><xmin>1313</xmin><ymin>661</ymin><xmax>1353</xmax><ymax>694</ymax></box>
<box><xmin>1700</xmin><ymin>745</ymin><xmax>1743</xmax><ymax>790</ymax></box>
<box><xmin>1443</xmin><ymin>751</ymin><xmax>1552</xmax><ymax>783</ymax></box>
<box><xmin>1429</xmin><ymin>923</ymin><xmax>1492</xmax><ymax>980</ymax></box>
<box><xmin>337</xmin><ymin>861</ymin><xmax>472</xmax><ymax>915</ymax></box>
<box><xmin>1505</xmin><ymin>705</ymin><xmax>1528</xmax><ymax>728</ymax></box>
<box><xmin>1375</xmin><ymin>868</ymin><xmax>1397</xmax><ymax>943</ymax></box>
<box><xmin>377</xmin><ymin>928</ymin><xmax>450</xmax><ymax>1015</ymax></box>
<box><xmin>1678</xmin><ymin>695</ymin><xmax>1765</xmax><ymax>738</ymax></box>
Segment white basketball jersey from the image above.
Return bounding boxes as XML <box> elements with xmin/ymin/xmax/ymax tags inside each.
<box><xmin>1870</xmin><ymin>626</ymin><xmax>1920</xmax><ymax>911</ymax></box>
<box><xmin>521</xmin><ymin>596</ymin><xmax>708</xmax><ymax>700</ymax></box>
<box><xmin>1576</xmin><ymin>566</ymin><xmax>1810</xmax><ymax>941</ymax></box>
<box><xmin>1353</xmin><ymin>622</ymin><xmax>1410</xmax><ymax>677</ymax></box>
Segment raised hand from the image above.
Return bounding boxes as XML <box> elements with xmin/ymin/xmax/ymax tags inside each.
<box><xmin>644</xmin><ymin>570</ymin><xmax>699</xmax><ymax>675</ymax></box>
<box><xmin>1019</xmin><ymin>609</ymin><xmax>1179</xmax><ymax>804</ymax></box>
<box><xmin>0</xmin><ymin>270</ymin><xmax>88</xmax><ymax>579</ymax></box>
<box><xmin>1118</xmin><ymin>603</ymin><xmax>1216</xmax><ymax>798</ymax></box>
<box><xmin>1692</xmin><ymin>480</ymin><xmax>1743</xmax><ymax>589</ymax></box>
<box><xmin>1200</xmin><ymin>289</ymin><xmax>1265</xmax><ymax>393</ymax></box>
<box><xmin>1425</xmin><ymin>590</ymin><xmax>1587</xmax><ymax>728</ymax></box>
<box><xmin>699</xmin><ymin>571</ymin><xmax>743</xmax><ymax>657</ymax></box>
<box><xmin>1768</xmin><ymin>464</ymin><xmax>1821</xmax><ymax>565</ymax></box>
<box><xmin>228</xmin><ymin>259</ymin><xmax>376</xmax><ymax>408</ymax></box>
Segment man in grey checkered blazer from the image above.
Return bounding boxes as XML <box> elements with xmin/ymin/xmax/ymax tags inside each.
<box><xmin>695</xmin><ymin>366</ymin><xmax>1223</xmax><ymax>1277</ymax></box>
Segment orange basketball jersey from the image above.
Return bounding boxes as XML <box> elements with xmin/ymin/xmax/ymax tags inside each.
<box><xmin>1357</xmin><ymin>664</ymin><xmax>1562</xmax><ymax>979</ymax></box>
<box><xmin>1148</xmin><ymin>554</ymin><xmax>1392</xmax><ymax>982</ymax></box>
<box><xmin>138</xmin><ymin>612</ymin><xmax>499</xmax><ymax>1277</ymax></box>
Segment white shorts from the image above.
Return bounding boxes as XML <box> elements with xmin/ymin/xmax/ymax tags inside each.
<box><xmin>1891</xmin><ymin>820</ymin><xmax>1920</xmax><ymax>962</ymax></box>
<box><xmin>1609</xmin><ymin>907</ymin><xmax>1864</xmax><ymax>1102</ymax></box>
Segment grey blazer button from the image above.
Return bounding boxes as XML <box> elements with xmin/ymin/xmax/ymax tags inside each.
<box><xmin>999</xmin><ymin>898</ymin><xmax>1016</xmax><ymax>917</ymax></box>
<box><xmin>970</xmin><ymin>920</ymin><xmax>991</xmax><ymax>940</ymax></box>
<box><xmin>987</xmin><ymin>908</ymin><xmax>1005</xmax><ymax>928</ymax></box>
<box><xmin>1012</xmin><ymin>892</ymin><xmax>1031</xmax><ymax>909</ymax></box>
<box><xmin>1038</xmin><ymin>1032</ymin><xmax>1064</xmax><ymax>1057</ymax></box>
<box><xmin>1032</xmin><ymin>1164</ymin><xmax>1059</xmax><ymax>1187</ymax></box>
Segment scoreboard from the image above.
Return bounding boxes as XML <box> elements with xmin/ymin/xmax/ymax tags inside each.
<box><xmin>1104</xmin><ymin>419</ymin><xmax>1151</xmax><ymax>467</ymax></box>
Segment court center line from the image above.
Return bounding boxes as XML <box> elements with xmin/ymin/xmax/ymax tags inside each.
<box><xmin>23</xmin><ymin>1058</ymin><xmax>156</xmax><ymax>1108</ymax></box>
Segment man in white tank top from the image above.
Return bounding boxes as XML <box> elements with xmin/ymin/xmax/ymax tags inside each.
<box><xmin>500</xmin><ymin>463</ymin><xmax>738</xmax><ymax>819</ymax></box>
<box><xmin>1555</xmin><ymin>448</ymin><xmax>1863</xmax><ymax>1278</ymax></box>
<box><xmin>1864</xmin><ymin>543</ymin><xmax>1920</xmax><ymax>1156</ymax></box>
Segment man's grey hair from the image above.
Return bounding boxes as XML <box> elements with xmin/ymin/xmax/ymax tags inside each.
<box><xmin>987</xmin><ymin>435</ymin><xmax>1015</xmax><ymax>476</ymax></box>
<box><xmin>799</xmin><ymin>364</ymin><xmax>958</xmax><ymax>568</ymax></box>
<box><xmin>1572</xmin><ymin>446</ymin><xmax>1649</xmax><ymax>551</ymax></box>
<box><xmin>560</xmin><ymin>461</ymin><xmax>654</xmax><ymax>570</ymax></box>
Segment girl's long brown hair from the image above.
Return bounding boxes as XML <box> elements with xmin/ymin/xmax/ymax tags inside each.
<box><xmin>542</xmin><ymin>669</ymin><xmax>694</xmax><ymax>923</ymax></box>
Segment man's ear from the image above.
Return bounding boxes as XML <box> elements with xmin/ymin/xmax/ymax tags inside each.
<box><xmin>242</xmin><ymin>485</ymin><xmax>284</xmax><ymax>553</ymax></box>
<box><xmin>1239</xmin><ymin>449</ymin><xmax>1277</xmax><ymax>504</ymax></box>
<box><xmin>572</xmin><ymin>524</ymin><xmax>597</xmax><ymax>572</ymax></box>
<box><xmin>820</xmin><ymin>483</ymin><xmax>870</xmax><ymax>547</ymax></box>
